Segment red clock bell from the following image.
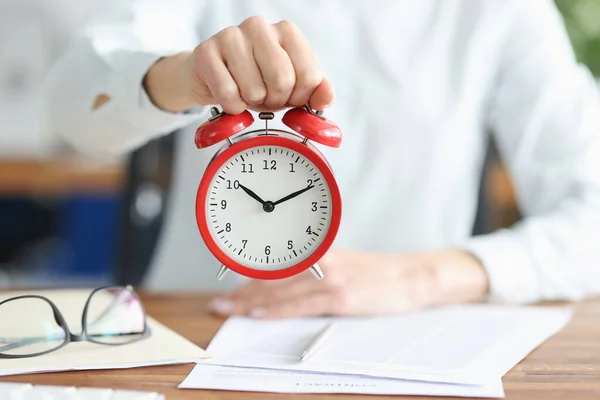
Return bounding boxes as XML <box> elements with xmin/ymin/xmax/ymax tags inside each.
<box><xmin>195</xmin><ymin>105</ymin><xmax>342</xmax><ymax>281</ymax></box>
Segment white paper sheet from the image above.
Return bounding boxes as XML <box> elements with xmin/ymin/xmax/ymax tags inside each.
<box><xmin>206</xmin><ymin>304</ymin><xmax>572</xmax><ymax>385</ymax></box>
<box><xmin>180</xmin><ymin>364</ymin><xmax>505</xmax><ymax>397</ymax></box>
<box><xmin>0</xmin><ymin>289</ymin><xmax>209</xmax><ymax>376</ymax></box>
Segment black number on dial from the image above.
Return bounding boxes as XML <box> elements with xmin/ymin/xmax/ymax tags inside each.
<box><xmin>311</xmin><ymin>202</ymin><xmax>317</xmax><ymax>212</ymax></box>
<box><xmin>226</xmin><ymin>180</ymin><xmax>240</xmax><ymax>189</ymax></box>
<box><xmin>263</xmin><ymin>160</ymin><xmax>276</xmax><ymax>170</ymax></box>
<box><xmin>221</xmin><ymin>200</ymin><xmax>227</xmax><ymax>209</ymax></box>
<box><xmin>306</xmin><ymin>226</ymin><xmax>312</xmax><ymax>235</ymax></box>
<box><xmin>289</xmin><ymin>163</ymin><xmax>296</xmax><ymax>173</ymax></box>
<box><xmin>265</xmin><ymin>245</ymin><xmax>271</xmax><ymax>255</ymax></box>
<box><xmin>242</xmin><ymin>239</ymin><xmax>248</xmax><ymax>249</ymax></box>
<box><xmin>241</xmin><ymin>163</ymin><xmax>254</xmax><ymax>173</ymax></box>
<box><xmin>307</xmin><ymin>179</ymin><xmax>313</xmax><ymax>186</ymax></box>
<box><xmin>226</xmin><ymin>223</ymin><xmax>232</xmax><ymax>232</ymax></box>
<box><xmin>287</xmin><ymin>240</ymin><xmax>293</xmax><ymax>249</ymax></box>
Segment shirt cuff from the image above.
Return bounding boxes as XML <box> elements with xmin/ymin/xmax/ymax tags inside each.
<box><xmin>460</xmin><ymin>229</ymin><xmax>539</xmax><ymax>304</ymax></box>
<box><xmin>110</xmin><ymin>50</ymin><xmax>206</xmax><ymax>134</ymax></box>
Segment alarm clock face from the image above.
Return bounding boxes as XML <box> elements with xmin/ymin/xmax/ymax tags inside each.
<box><xmin>196</xmin><ymin>135</ymin><xmax>341</xmax><ymax>279</ymax></box>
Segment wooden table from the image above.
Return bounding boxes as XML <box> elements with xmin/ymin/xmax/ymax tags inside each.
<box><xmin>0</xmin><ymin>157</ymin><xmax>125</xmax><ymax>196</ymax></box>
<box><xmin>1</xmin><ymin>293</ymin><xmax>599</xmax><ymax>399</ymax></box>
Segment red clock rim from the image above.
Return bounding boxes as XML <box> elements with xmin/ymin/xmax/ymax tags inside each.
<box><xmin>196</xmin><ymin>135</ymin><xmax>342</xmax><ymax>280</ymax></box>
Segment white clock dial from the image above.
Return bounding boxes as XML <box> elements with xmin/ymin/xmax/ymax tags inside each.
<box><xmin>205</xmin><ymin>145</ymin><xmax>333</xmax><ymax>271</ymax></box>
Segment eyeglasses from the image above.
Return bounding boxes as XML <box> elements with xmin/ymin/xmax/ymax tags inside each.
<box><xmin>0</xmin><ymin>286</ymin><xmax>151</xmax><ymax>359</ymax></box>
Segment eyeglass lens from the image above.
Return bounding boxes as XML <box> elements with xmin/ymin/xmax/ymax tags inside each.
<box><xmin>0</xmin><ymin>298</ymin><xmax>67</xmax><ymax>356</ymax></box>
<box><xmin>85</xmin><ymin>288</ymin><xmax>146</xmax><ymax>344</ymax></box>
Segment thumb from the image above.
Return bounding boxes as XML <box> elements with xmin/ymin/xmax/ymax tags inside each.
<box><xmin>308</xmin><ymin>77</ymin><xmax>335</xmax><ymax>111</ymax></box>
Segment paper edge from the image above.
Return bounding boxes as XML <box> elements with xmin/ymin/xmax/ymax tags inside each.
<box><xmin>177</xmin><ymin>364</ymin><xmax>506</xmax><ymax>398</ymax></box>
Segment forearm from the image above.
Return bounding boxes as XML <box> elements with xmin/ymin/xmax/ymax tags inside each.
<box><xmin>430</xmin><ymin>249</ymin><xmax>489</xmax><ymax>304</ymax></box>
<box><xmin>143</xmin><ymin>51</ymin><xmax>198</xmax><ymax>113</ymax></box>
<box><xmin>42</xmin><ymin>0</ymin><xmax>210</xmax><ymax>158</ymax></box>
<box><xmin>464</xmin><ymin>203</ymin><xmax>600</xmax><ymax>304</ymax></box>
<box><xmin>46</xmin><ymin>43</ymin><xmax>204</xmax><ymax>158</ymax></box>
<box><xmin>403</xmin><ymin>249</ymin><xmax>489</xmax><ymax>308</ymax></box>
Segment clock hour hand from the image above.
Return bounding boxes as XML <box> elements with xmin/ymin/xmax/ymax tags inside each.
<box><xmin>238</xmin><ymin>183</ymin><xmax>265</xmax><ymax>205</ymax></box>
<box><xmin>273</xmin><ymin>185</ymin><xmax>315</xmax><ymax>206</ymax></box>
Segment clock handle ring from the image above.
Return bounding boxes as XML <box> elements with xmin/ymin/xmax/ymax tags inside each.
<box><xmin>304</xmin><ymin>103</ymin><xmax>325</xmax><ymax>118</ymax></box>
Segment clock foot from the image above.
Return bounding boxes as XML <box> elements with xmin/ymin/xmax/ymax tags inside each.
<box><xmin>216</xmin><ymin>265</ymin><xmax>230</xmax><ymax>280</ymax></box>
<box><xmin>310</xmin><ymin>264</ymin><xmax>324</xmax><ymax>280</ymax></box>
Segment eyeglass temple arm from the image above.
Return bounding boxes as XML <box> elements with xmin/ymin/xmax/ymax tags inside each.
<box><xmin>0</xmin><ymin>293</ymin><xmax>128</xmax><ymax>352</ymax></box>
<box><xmin>0</xmin><ymin>331</ymin><xmax>146</xmax><ymax>353</ymax></box>
<box><xmin>0</xmin><ymin>288</ymin><xmax>144</xmax><ymax>353</ymax></box>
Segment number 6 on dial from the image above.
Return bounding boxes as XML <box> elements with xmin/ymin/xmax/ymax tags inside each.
<box><xmin>194</xmin><ymin>106</ymin><xmax>342</xmax><ymax>281</ymax></box>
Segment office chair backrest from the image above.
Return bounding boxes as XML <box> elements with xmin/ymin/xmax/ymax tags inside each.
<box><xmin>114</xmin><ymin>133</ymin><xmax>177</xmax><ymax>286</ymax></box>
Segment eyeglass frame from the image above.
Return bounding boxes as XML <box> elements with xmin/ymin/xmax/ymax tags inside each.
<box><xmin>0</xmin><ymin>285</ymin><xmax>151</xmax><ymax>359</ymax></box>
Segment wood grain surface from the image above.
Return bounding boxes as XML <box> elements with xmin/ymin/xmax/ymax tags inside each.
<box><xmin>0</xmin><ymin>157</ymin><xmax>124</xmax><ymax>196</ymax></box>
<box><xmin>1</xmin><ymin>292</ymin><xmax>599</xmax><ymax>399</ymax></box>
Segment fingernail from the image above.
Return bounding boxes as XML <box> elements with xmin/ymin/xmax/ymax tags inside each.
<box><xmin>209</xmin><ymin>298</ymin><xmax>233</xmax><ymax>314</ymax></box>
<box><xmin>249</xmin><ymin>307</ymin><xmax>266</xmax><ymax>318</ymax></box>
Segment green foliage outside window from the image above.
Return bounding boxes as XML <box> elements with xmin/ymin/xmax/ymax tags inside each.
<box><xmin>555</xmin><ymin>0</ymin><xmax>600</xmax><ymax>77</ymax></box>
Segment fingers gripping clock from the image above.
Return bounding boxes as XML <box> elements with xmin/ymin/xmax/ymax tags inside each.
<box><xmin>194</xmin><ymin>106</ymin><xmax>342</xmax><ymax>281</ymax></box>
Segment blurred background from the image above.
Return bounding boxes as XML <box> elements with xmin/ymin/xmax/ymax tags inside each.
<box><xmin>0</xmin><ymin>0</ymin><xmax>598</xmax><ymax>289</ymax></box>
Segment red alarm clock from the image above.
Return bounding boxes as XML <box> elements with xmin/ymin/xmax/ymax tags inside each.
<box><xmin>195</xmin><ymin>105</ymin><xmax>342</xmax><ymax>281</ymax></box>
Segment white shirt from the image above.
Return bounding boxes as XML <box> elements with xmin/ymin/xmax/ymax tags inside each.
<box><xmin>44</xmin><ymin>0</ymin><xmax>600</xmax><ymax>304</ymax></box>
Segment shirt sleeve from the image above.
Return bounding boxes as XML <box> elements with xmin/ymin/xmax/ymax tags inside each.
<box><xmin>462</xmin><ymin>0</ymin><xmax>600</xmax><ymax>304</ymax></box>
<box><xmin>43</xmin><ymin>0</ymin><xmax>209</xmax><ymax>159</ymax></box>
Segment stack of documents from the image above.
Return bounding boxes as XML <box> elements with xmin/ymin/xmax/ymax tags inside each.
<box><xmin>180</xmin><ymin>304</ymin><xmax>573</xmax><ymax>397</ymax></box>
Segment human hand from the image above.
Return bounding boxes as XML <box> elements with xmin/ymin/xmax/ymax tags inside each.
<box><xmin>144</xmin><ymin>16</ymin><xmax>334</xmax><ymax>114</ymax></box>
<box><xmin>208</xmin><ymin>248</ymin><xmax>489</xmax><ymax>319</ymax></box>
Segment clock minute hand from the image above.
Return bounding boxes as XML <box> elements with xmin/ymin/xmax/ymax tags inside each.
<box><xmin>273</xmin><ymin>185</ymin><xmax>315</xmax><ymax>206</ymax></box>
<box><xmin>238</xmin><ymin>183</ymin><xmax>266</xmax><ymax>205</ymax></box>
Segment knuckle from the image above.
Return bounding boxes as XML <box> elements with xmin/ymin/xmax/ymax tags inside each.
<box><xmin>243</xmin><ymin>87</ymin><xmax>267</xmax><ymax>105</ymax></box>
<box><xmin>217</xmin><ymin>26</ymin><xmax>242</xmax><ymax>43</ymax></box>
<box><xmin>222</xmin><ymin>102</ymin><xmax>246</xmax><ymax>116</ymax></box>
<box><xmin>215</xmin><ymin>83</ymin><xmax>238</xmax><ymax>102</ymax></box>
<box><xmin>269</xmin><ymin>71</ymin><xmax>295</xmax><ymax>93</ymax></box>
<box><xmin>241</xmin><ymin>15</ymin><xmax>269</xmax><ymax>31</ymax></box>
<box><xmin>194</xmin><ymin>39</ymin><xmax>215</xmax><ymax>59</ymax></box>
<box><xmin>297</xmin><ymin>70</ymin><xmax>322</xmax><ymax>89</ymax></box>
<box><xmin>276</xmin><ymin>19</ymin><xmax>298</xmax><ymax>34</ymax></box>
